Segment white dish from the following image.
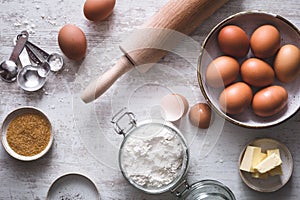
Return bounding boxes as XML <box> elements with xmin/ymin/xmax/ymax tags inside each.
<box><xmin>239</xmin><ymin>138</ymin><xmax>293</xmax><ymax>192</ymax></box>
<box><xmin>47</xmin><ymin>173</ymin><xmax>100</xmax><ymax>200</ymax></box>
<box><xmin>1</xmin><ymin>106</ymin><xmax>53</xmax><ymax>161</ymax></box>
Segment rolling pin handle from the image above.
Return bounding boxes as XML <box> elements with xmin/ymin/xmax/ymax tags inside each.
<box><xmin>80</xmin><ymin>55</ymin><xmax>134</xmax><ymax>103</ymax></box>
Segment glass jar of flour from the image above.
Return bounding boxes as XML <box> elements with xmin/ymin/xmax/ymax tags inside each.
<box><xmin>112</xmin><ymin>109</ymin><xmax>236</xmax><ymax>199</ymax></box>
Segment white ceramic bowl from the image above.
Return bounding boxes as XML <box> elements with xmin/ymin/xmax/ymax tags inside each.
<box><xmin>198</xmin><ymin>11</ymin><xmax>300</xmax><ymax>128</ymax></box>
<box><xmin>1</xmin><ymin>106</ymin><xmax>53</xmax><ymax>161</ymax></box>
<box><xmin>47</xmin><ymin>173</ymin><xmax>100</xmax><ymax>200</ymax></box>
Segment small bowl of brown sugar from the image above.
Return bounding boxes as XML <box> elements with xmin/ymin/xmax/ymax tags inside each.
<box><xmin>1</xmin><ymin>106</ymin><xmax>53</xmax><ymax>161</ymax></box>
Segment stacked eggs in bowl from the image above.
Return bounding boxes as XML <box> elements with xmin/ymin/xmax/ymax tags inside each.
<box><xmin>198</xmin><ymin>11</ymin><xmax>300</xmax><ymax>128</ymax></box>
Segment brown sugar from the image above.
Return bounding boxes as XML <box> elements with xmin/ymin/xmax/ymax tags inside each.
<box><xmin>6</xmin><ymin>113</ymin><xmax>51</xmax><ymax>156</ymax></box>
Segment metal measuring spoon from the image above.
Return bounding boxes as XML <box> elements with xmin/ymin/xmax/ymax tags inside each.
<box><xmin>14</xmin><ymin>34</ymin><xmax>51</xmax><ymax>77</ymax></box>
<box><xmin>0</xmin><ymin>31</ymin><xmax>28</xmax><ymax>82</ymax></box>
<box><xmin>17</xmin><ymin>46</ymin><xmax>47</xmax><ymax>92</ymax></box>
<box><xmin>25</xmin><ymin>45</ymin><xmax>50</xmax><ymax>77</ymax></box>
<box><xmin>25</xmin><ymin>41</ymin><xmax>64</xmax><ymax>72</ymax></box>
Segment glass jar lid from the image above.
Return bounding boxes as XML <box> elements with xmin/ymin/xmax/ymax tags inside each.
<box><xmin>178</xmin><ymin>179</ymin><xmax>236</xmax><ymax>200</ymax></box>
<box><xmin>118</xmin><ymin>119</ymin><xmax>189</xmax><ymax>194</ymax></box>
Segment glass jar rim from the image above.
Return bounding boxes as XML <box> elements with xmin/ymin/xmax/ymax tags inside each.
<box><xmin>178</xmin><ymin>179</ymin><xmax>236</xmax><ymax>200</ymax></box>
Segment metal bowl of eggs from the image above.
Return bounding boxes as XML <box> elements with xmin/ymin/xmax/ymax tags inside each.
<box><xmin>198</xmin><ymin>10</ymin><xmax>300</xmax><ymax>128</ymax></box>
<box><xmin>1</xmin><ymin>106</ymin><xmax>53</xmax><ymax>161</ymax></box>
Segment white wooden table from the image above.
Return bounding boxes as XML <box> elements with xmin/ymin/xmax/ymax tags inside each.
<box><xmin>0</xmin><ymin>0</ymin><xmax>300</xmax><ymax>199</ymax></box>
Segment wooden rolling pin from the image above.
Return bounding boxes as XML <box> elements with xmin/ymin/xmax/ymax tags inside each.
<box><xmin>81</xmin><ymin>0</ymin><xmax>228</xmax><ymax>103</ymax></box>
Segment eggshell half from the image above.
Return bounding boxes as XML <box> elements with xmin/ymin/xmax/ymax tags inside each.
<box><xmin>160</xmin><ymin>93</ymin><xmax>189</xmax><ymax>122</ymax></box>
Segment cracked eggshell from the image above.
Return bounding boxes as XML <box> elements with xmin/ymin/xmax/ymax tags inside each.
<box><xmin>160</xmin><ymin>94</ymin><xmax>189</xmax><ymax>122</ymax></box>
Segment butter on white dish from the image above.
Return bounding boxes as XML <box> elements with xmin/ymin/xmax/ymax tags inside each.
<box><xmin>240</xmin><ymin>145</ymin><xmax>283</xmax><ymax>179</ymax></box>
<box><xmin>254</xmin><ymin>153</ymin><xmax>282</xmax><ymax>174</ymax></box>
<box><xmin>240</xmin><ymin>146</ymin><xmax>266</xmax><ymax>173</ymax></box>
<box><xmin>239</xmin><ymin>138</ymin><xmax>293</xmax><ymax>192</ymax></box>
<box><xmin>266</xmin><ymin>149</ymin><xmax>283</xmax><ymax>176</ymax></box>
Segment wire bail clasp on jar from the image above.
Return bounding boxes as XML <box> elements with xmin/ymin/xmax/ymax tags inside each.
<box><xmin>111</xmin><ymin>107</ymin><xmax>137</xmax><ymax>136</ymax></box>
<box><xmin>171</xmin><ymin>179</ymin><xmax>190</xmax><ymax>197</ymax></box>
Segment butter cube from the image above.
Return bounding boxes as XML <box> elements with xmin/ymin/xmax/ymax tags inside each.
<box><xmin>267</xmin><ymin>149</ymin><xmax>281</xmax><ymax>158</ymax></box>
<box><xmin>267</xmin><ymin>149</ymin><xmax>282</xmax><ymax>176</ymax></box>
<box><xmin>240</xmin><ymin>146</ymin><xmax>264</xmax><ymax>172</ymax></box>
<box><xmin>254</xmin><ymin>153</ymin><xmax>282</xmax><ymax>174</ymax></box>
<box><xmin>252</xmin><ymin>152</ymin><xmax>267</xmax><ymax>169</ymax></box>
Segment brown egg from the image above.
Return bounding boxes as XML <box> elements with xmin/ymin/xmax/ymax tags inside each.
<box><xmin>218</xmin><ymin>25</ymin><xmax>250</xmax><ymax>58</ymax></box>
<box><xmin>58</xmin><ymin>24</ymin><xmax>87</xmax><ymax>60</ymax></box>
<box><xmin>84</xmin><ymin>0</ymin><xmax>116</xmax><ymax>21</ymax></box>
<box><xmin>252</xmin><ymin>85</ymin><xmax>288</xmax><ymax>117</ymax></box>
<box><xmin>189</xmin><ymin>103</ymin><xmax>211</xmax><ymax>129</ymax></box>
<box><xmin>274</xmin><ymin>44</ymin><xmax>300</xmax><ymax>83</ymax></box>
<box><xmin>219</xmin><ymin>82</ymin><xmax>253</xmax><ymax>115</ymax></box>
<box><xmin>250</xmin><ymin>25</ymin><xmax>281</xmax><ymax>58</ymax></box>
<box><xmin>241</xmin><ymin>58</ymin><xmax>275</xmax><ymax>87</ymax></box>
<box><xmin>205</xmin><ymin>56</ymin><xmax>240</xmax><ymax>88</ymax></box>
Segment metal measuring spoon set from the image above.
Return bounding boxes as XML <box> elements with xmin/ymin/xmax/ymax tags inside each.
<box><xmin>0</xmin><ymin>30</ymin><xmax>64</xmax><ymax>91</ymax></box>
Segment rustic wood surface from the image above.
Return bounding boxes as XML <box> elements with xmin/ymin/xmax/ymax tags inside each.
<box><xmin>0</xmin><ymin>0</ymin><xmax>299</xmax><ymax>199</ymax></box>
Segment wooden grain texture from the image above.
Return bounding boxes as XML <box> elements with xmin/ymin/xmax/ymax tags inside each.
<box><xmin>81</xmin><ymin>0</ymin><xmax>228</xmax><ymax>103</ymax></box>
<box><xmin>0</xmin><ymin>0</ymin><xmax>300</xmax><ymax>200</ymax></box>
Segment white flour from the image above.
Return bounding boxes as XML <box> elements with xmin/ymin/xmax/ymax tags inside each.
<box><xmin>120</xmin><ymin>124</ymin><xmax>186</xmax><ymax>189</ymax></box>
